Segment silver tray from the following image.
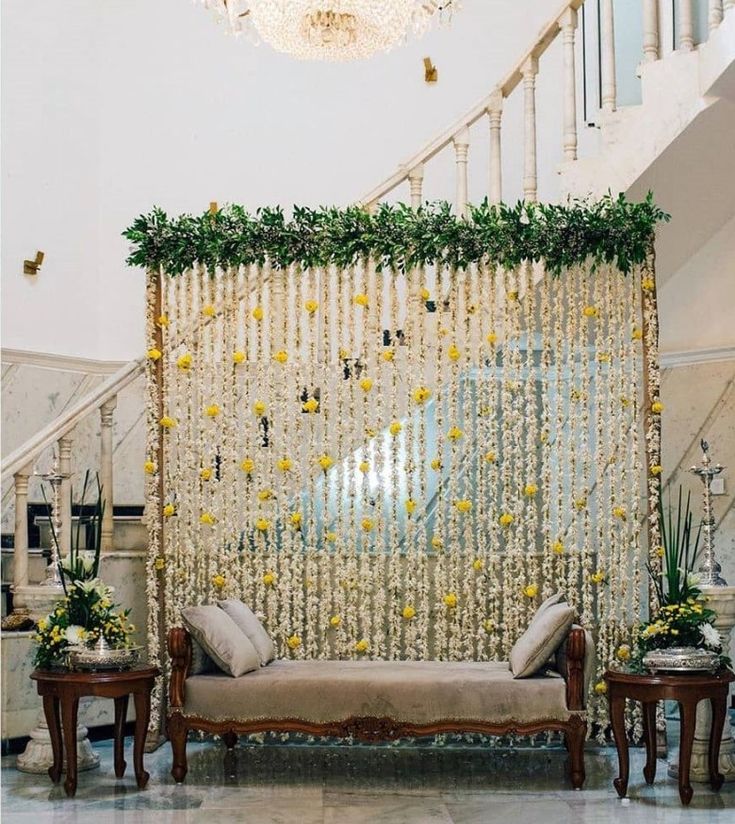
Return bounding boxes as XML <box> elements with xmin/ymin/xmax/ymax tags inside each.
<box><xmin>642</xmin><ymin>646</ymin><xmax>719</xmax><ymax>674</ymax></box>
<box><xmin>66</xmin><ymin>645</ymin><xmax>141</xmax><ymax>671</ymax></box>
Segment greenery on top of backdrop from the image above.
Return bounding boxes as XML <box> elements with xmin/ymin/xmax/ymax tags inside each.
<box><xmin>124</xmin><ymin>193</ymin><xmax>668</xmax><ymax>275</ymax></box>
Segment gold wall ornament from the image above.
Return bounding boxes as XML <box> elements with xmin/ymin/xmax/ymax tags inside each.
<box><xmin>424</xmin><ymin>57</ymin><xmax>438</xmax><ymax>83</ymax></box>
<box><xmin>23</xmin><ymin>250</ymin><xmax>45</xmax><ymax>275</ymax></box>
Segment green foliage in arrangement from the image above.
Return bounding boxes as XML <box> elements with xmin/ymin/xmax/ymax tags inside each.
<box><xmin>123</xmin><ymin>193</ymin><xmax>669</xmax><ymax>277</ymax></box>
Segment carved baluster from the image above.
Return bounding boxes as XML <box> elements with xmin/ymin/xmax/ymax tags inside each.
<box><xmin>601</xmin><ymin>0</ymin><xmax>617</xmax><ymax>112</ymax></box>
<box><xmin>560</xmin><ymin>8</ymin><xmax>578</xmax><ymax>161</ymax></box>
<box><xmin>408</xmin><ymin>165</ymin><xmax>424</xmax><ymax>209</ymax></box>
<box><xmin>12</xmin><ymin>464</ymin><xmax>33</xmax><ymax>592</ymax></box>
<box><xmin>642</xmin><ymin>0</ymin><xmax>659</xmax><ymax>62</ymax></box>
<box><xmin>100</xmin><ymin>397</ymin><xmax>117</xmax><ymax>552</ymax></box>
<box><xmin>679</xmin><ymin>0</ymin><xmax>695</xmax><ymax>50</ymax></box>
<box><xmin>709</xmin><ymin>0</ymin><xmax>724</xmax><ymax>31</ymax></box>
<box><xmin>453</xmin><ymin>127</ymin><xmax>470</xmax><ymax>217</ymax></box>
<box><xmin>486</xmin><ymin>93</ymin><xmax>503</xmax><ymax>204</ymax></box>
<box><xmin>522</xmin><ymin>57</ymin><xmax>539</xmax><ymax>201</ymax></box>
<box><xmin>58</xmin><ymin>435</ymin><xmax>73</xmax><ymax>558</ymax></box>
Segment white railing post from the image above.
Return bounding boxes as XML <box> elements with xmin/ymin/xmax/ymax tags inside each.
<box><xmin>58</xmin><ymin>435</ymin><xmax>73</xmax><ymax>558</ymax></box>
<box><xmin>453</xmin><ymin>127</ymin><xmax>470</xmax><ymax>216</ymax></box>
<box><xmin>100</xmin><ymin>396</ymin><xmax>117</xmax><ymax>552</ymax></box>
<box><xmin>486</xmin><ymin>93</ymin><xmax>503</xmax><ymax>204</ymax></box>
<box><xmin>709</xmin><ymin>0</ymin><xmax>724</xmax><ymax>31</ymax></box>
<box><xmin>408</xmin><ymin>165</ymin><xmax>424</xmax><ymax>209</ymax></box>
<box><xmin>521</xmin><ymin>56</ymin><xmax>539</xmax><ymax>202</ymax></box>
<box><xmin>679</xmin><ymin>0</ymin><xmax>695</xmax><ymax>50</ymax></box>
<box><xmin>600</xmin><ymin>0</ymin><xmax>617</xmax><ymax>112</ymax></box>
<box><xmin>12</xmin><ymin>464</ymin><xmax>33</xmax><ymax>592</ymax></box>
<box><xmin>560</xmin><ymin>7</ymin><xmax>578</xmax><ymax>162</ymax></box>
<box><xmin>642</xmin><ymin>0</ymin><xmax>659</xmax><ymax>62</ymax></box>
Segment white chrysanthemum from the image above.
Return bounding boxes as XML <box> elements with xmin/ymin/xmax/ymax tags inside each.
<box><xmin>700</xmin><ymin>623</ymin><xmax>721</xmax><ymax>650</ymax></box>
<box><xmin>686</xmin><ymin>571</ymin><xmax>701</xmax><ymax>589</ymax></box>
<box><xmin>65</xmin><ymin>625</ymin><xmax>86</xmax><ymax>646</ymax></box>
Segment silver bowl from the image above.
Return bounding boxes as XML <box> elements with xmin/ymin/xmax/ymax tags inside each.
<box><xmin>642</xmin><ymin>646</ymin><xmax>719</xmax><ymax>674</ymax></box>
<box><xmin>66</xmin><ymin>641</ymin><xmax>141</xmax><ymax>671</ymax></box>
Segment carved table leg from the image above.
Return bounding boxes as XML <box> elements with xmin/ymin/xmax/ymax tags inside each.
<box><xmin>709</xmin><ymin>696</ymin><xmax>726</xmax><ymax>792</ymax></box>
<box><xmin>610</xmin><ymin>693</ymin><xmax>629</xmax><ymax>798</ymax></box>
<box><xmin>114</xmin><ymin>695</ymin><xmax>129</xmax><ymax>779</ymax></box>
<box><xmin>133</xmin><ymin>690</ymin><xmax>151</xmax><ymax>789</ymax></box>
<box><xmin>678</xmin><ymin>699</ymin><xmax>697</xmax><ymax>806</ymax></box>
<box><xmin>42</xmin><ymin>695</ymin><xmax>62</xmax><ymax>784</ymax></box>
<box><xmin>60</xmin><ymin>694</ymin><xmax>80</xmax><ymax>797</ymax></box>
<box><xmin>642</xmin><ymin>701</ymin><xmax>657</xmax><ymax>785</ymax></box>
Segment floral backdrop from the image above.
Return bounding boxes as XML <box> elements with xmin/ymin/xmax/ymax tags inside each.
<box><xmin>127</xmin><ymin>197</ymin><xmax>666</xmax><ymax>736</ymax></box>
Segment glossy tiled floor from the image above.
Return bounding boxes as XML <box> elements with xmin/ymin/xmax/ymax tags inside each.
<box><xmin>3</xmin><ymin>724</ymin><xmax>734</xmax><ymax>823</ymax></box>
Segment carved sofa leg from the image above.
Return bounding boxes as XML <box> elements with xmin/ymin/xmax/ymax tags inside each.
<box><xmin>565</xmin><ymin>716</ymin><xmax>587</xmax><ymax>789</ymax></box>
<box><xmin>223</xmin><ymin>731</ymin><xmax>238</xmax><ymax>750</ymax></box>
<box><xmin>167</xmin><ymin>713</ymin><xmax>189</xmax><ymax>784</ymax></box>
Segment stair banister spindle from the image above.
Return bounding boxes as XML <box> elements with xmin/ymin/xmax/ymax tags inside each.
<box><xmin>521</xmin><ymin>56</ymin><xmax>539</xmax><ymax>202</ymax></box>
<box><xmin>679</xmin><ymin>0</ymin><xmax>695</xmax><ymax>50</ymax></box>
<box><xmin>642</xmin><ymin>0</ymin><xmax>659</xmax><ymax>62</ymax></box>
<box><xmin>486</xmin><ymin>93</ymin><xmax>503</xmax><ymax>204</ymax></box>
<box><xmin>58</xmin><ymin>435</ymin><xmax>73</xmax><ymax>558</ymax></box>
<box><xmin>600</xmin><ymin>0</ymin><xmax>617</xmax><ymax>112</ymax></box>
<box><xmin>408</xmin><ymin>165</ymin><xmax>424</xmax><ymax>209</ymax></box>
<box><xmin>709</xmin><ymin>0</ymin><xmax>724</xmax><ymax>31</ymax></box>
<box><xmin>453</xmin><ymin>127</ymin><xmax>470</xmax><ymax>216</ymax></box>
<box><xmin>12</xmin><ymin>464</ymin><xmax>33</xmax><ymax>592</ymax></box>
<box><xmin>560</xmin><ymin>7</ymin><xmax>578</xmax><ymax>161</ymax></box>
<box><xmin>99</xmin><ymin>396</ymin><xmax>117</xmax><ymax>552</ymax></box>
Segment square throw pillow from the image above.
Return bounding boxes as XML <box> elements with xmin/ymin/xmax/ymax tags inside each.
<box><xmin>509</xmin><ymin>602</ymin><xmax>575</xmax><ymax>679</ymax></box>
<box><xmin>181</xmin><ymin>605</ymin><xmax>260</xmax><ymax>677</ymax></box>
<box><xmin>530</xmin><ymin>591</ymin><xmax>565</xmax><ymax>626</ymax></box>
<box><xmin>218</xmin><ymin>599</ymin><xmax>275</xmax><ymax>666</ymax></box>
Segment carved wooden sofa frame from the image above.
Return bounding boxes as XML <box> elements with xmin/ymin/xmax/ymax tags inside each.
<box><xmin>166</xmin><ymin>626</ymin><xmax>588</xmax><ymax>788</ymax></box>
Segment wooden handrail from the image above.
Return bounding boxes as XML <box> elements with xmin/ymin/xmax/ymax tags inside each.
<box><xmin>1</xmin><ymin>357</ymin><xmax>144</xmax><ymax>481</ymax></box>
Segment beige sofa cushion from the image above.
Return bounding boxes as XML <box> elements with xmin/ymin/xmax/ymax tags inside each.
<box><xmin>181</xmin><ymin>605</ymin><xmax>259</xmax><ymax>678</ymax></box>
<box><xmin>531</xmin><ymin>591</ymin><xmax>565</xmax><ymax>624</ymax></box>
<box><xmin>509</xmin><ymin>603</ymin><xmax>575</xmax><ymax>679</ymax></box>
<box><xmin>218</xmin><ymin>599</ymin><xmax>275</xmax><ymax>666</ymax></box>
<box><xmin>183</xmin><ymin>660</ymin><xmax>571</xmax><ymax>725</ymax></box>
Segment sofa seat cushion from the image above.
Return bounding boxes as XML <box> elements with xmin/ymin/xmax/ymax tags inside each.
<box><xmin>183</xmin><ymin>659</ymin><xmax>571</xmax><ymax>726</ymax></box>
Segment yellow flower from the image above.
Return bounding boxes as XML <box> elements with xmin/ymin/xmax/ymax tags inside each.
<box><xmin>412</xmin><ymin>386</ymin><xmax>431</xmax><ymax>404</ymax></box>
<box><xmin>486</xmin><ymin>332</ymin><xmax>498</xmax><ymax>345</ymax></box>
<box><xmin>655</xmin><ymin>546</ymin><xmax>665</xmax><ymax>558</ymax></box>
<box><xmin>641</xmin><ymin>277</ymin><xmax>655</xmax><ymax>291</ymax></box>
<box><xmin>616</xmin><ymin>644</ymin><xmax>631</xmax><ymax>662</ymax></box>
<box><xmin>304</xmin><ymin>299</ymin><xmax>318</xmax><ymax>314</ymax></box>
<box><xmin>163</xmin><ymin>503</ymin><xmax>176</xmax><ymax>517</ymax></box>
<box><xmin>650</xmin><ymin>464</ymin><xmax>663</xmax><ymax>476</ymax></box>
<box><xmin>147</xmin><ymin>348</ymin><xmax>162</xmax><ymax>361</ymax></box>
<box><xmin>289</xmin><ymin>512</ymin><xmax>302</xmax><ymax>528</ymax></box>
<box><xmin>455</xmin><ymin>499</ymin><xmax>472</xmax><ymax>513</ymax></box>
<box><xmin>212</xmin><ymin>573</ymin><xmax>226</xmax><ymax>589</ymax></box>
<box><xmin>274</xmin><ymin>350</ymin><xmax>288</xmax><ymax>364</ymax></box>
<box><xmin>597</xmin><ymin>352</ymin><xmax>611</xmax><ymax>364</ymax></box>
<box><xmin>507</xmin><ymin>290</ymin><xmax>519</xmax><ymax>301</ymax></box>
<box><xmin>144</xmin><ymin>461</ymin><xmax>156</xmax><ymax>475</ymax></box>
<box><xmin>302</xmin><ymin>397</ymin><xmax>319</xmax><ymax>413</ymax></box>
<box><xmin>202</xmin><ymin>304</ymin><xmax>216</xmax><ymax>318</ymax></box>
<box><xmin>612</xmin><ymin>506</ymin><xmax>626</xmax><ymax>520</ymax></box>
<box><xmin>359</xmin><ymin>377</ymin><xmax>373</xmax><ymax>393</ymax></box>
<box><xmin>240</xmin><ymin>458</ymin><xmax>254</xmax><ymax>474</ymax></box>
<box><xmin>523</xmin><ymin>584</ymin><xmax>539</xmax><ymax>598</ymax></box>
<box><xmin>255</xmin><ymin>518</ymin><xmax>270</xmax><ymax>532</ymax></box>
<box><xmin>405</xmin><ymin>499</ymin><xmax>416</xmax><ymax>516</ymax></box>
<box><xmin>551</xmin><ymin>540</ymin><xmax>565</xmax><ymax>555</ymax></box>
<box><xmin>472</xmin><ymin>558</ymin><xmax>484</xmax><ymax>572</ymax></box>
<box><xmin>365</xmin><ymin>427</ymin><xmax>377</xmax><ymax>438</ymax></box>
<box><xmin>523</xmin><ymin>483</ymin><xmax>538</xmax><ymax>497</ymax></box>
<box><xmin>154</xmin><ymin>556</ymin><xmax>165</xmax><ymax>571</ymax></box>
<box><xmin>200</xmin><ymin>468</ymin><xmax>212</xmax><ymax>481</ymax></box>
<box><xmin>443</xmin><ymin>593</ymin><xmax>457</xmax><ymax>609</ymax></box>
<box><xmin>156</xmin><ymin>314</ymin><xmax>169</xmax><ymax>327</ymax></box>
<box><xmin>574</xmin><ymin>497</ymin><xmax>587</xmax><ymax>511</ymax></box>
<box><xmin>287</xmin><ymin>634</ymin><xmax>301</xmax><ymax>650</ymax></box>
<box><xmin>499</xmin><ymin>513</ymin><xmax>514</xmax><ymax>527</ymax></box>
<box><xmin>257</xmin><ymin>488</ymin><xmax>274</xmax><ymax>501</ymax></box>
<box><xmin>582</xmin><ymin>305</ymin><xmax>599</xmax><ymax>318</ymax></box>
<box><xmin>358</xmin><ymin>461</ymin><xmax>370</xmax><ymax>473</ymax></box>
<box><xmin>431</xmin><ymin>536</ymin><xmax>443</xmax><ymax>550</ymax></box>
<box><xmin>318</xmin><ymin>454</ymin><xmax>334</xmax><ymax>471</ymax></box>
<box><xmin>594</xmin><ymin>681</ymin><xmax>608</xmax><ymax>695</ymax></box>
<box><xmin>447</xmin><ymin>344</ymin><xmax>461</xmax><ymax>362</ymax></box>
<box><xmin>252</xmin><ymin>306</ymin><xmax>264</xmax><ymax>321</ymax></box>
<box><xmin>447</xmin><ymin>426</ymin><xmax>463</xmax><ymax>441</ymax></box>
<box><xmin>590</xmin><ymin>570</ymin><xmax>606</xmax><ymax>585</ymax></box>
<box><xmin>402</xmin><ymin>605</ymin><xmax>416</xmax><ymax>620</ymax></box>
<box><xmin>205</xmin><ymin>404</ymin><xmax>220</xmax><ymax>418</ymax></box>
<box><xmin>329</xmin><ymin>615</ymin><xmax>341</xmax><ymax>628</ymax></box>
<box><xmin>482</xmin><ymin>619</ymin><xmax>494</xmax><ymax>633</ymax></box>
<box><xmin>420</xmin><ymin>287</ymin><xmax>430</xmax><ymax>301</ymax></box>
<box><xmin>361</xmin><ymin>517</ymin><xmax>374</xmax><ymax>532</ymax></box>
<box><xmin>651</xmin><ymin>401</ymin><xmax>664</xmax><ymax>414</ymax></box>
<box><xmin>621</xmin><ymin>396</ymin><xmax>631</xmax><ymax>408</ymax></box>
<box><xmin>232</xmin><ymin>350</ymin><xmax>246</xmax><ymax>364</ymax></box>
<box><xmin>263</xmin><ymin>571</ymin><xmax>276</xmax><ymax>587</ymax></box>
<box><xmin>325</xmin><ymin>531</ymin><xmax>337</xmax><ymax>543</ymax></box>
<box><xmin>176</xmin><ymin>353</ymin><xmax>192</xmax><ymax>370</ymax></box>
<box><xmin>277</xmin><ymin>457</ymin><xmax>293</xmax><ymax>472</ymax></box>
<box><xmin>389</xmin><ymin>421</ymin><xmax>402</xmax><ymax>436</ymax></box>
<box><xmin>339</xmin><ymin>348</ymin><xmax>350</xmax><ymax>360</ymax></box>
<box><xmin>355</xmin><ymin>639</ymin><xmax>369</xmax><ymax>653</ymax></box>
<box><xmin>354</xmin><ymin>293</ymin><xmax>369</xmax><ymax>308</ymax></box>
<box><xmin>430</xmin><ymin>458</ymin><xmax>442</xmax><ymax>471</ymax></box>
<box><xmin>484</xmin><ymin>451</ymin><xmax>496</xmax><ymax>464</ymax></box>
<box><xmin>160</xmin><ymin>416</ymin><xmax>177</xmax><ymax>429</ymax></box>
<box><xmin>381</xmin><ymin>350</ymin><xmax>394</xmax><ymax>362</ymax></box>
<box><xmin>200</xmin><ymin>512</ymin><xmax>215</xmax><ymax>526</ymax></box>
<box><xmin>631</xmin><ymin>327</ymin><xmax>643</xmax><ymax>341</ymax></box>
<box><xmin>253</xmin><ymin>400</ymin><xmax>266</xmax><ymax>416</ymax></box>
<box><xmin>37</xmin><ymin>619</ymin><xmax>48</xmax><ymax>631</ymax></box>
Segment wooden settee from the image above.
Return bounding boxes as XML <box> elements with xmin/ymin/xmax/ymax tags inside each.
<box><xmin>166</xmin><ymin>625</ymin><xmax>592</xmax><ymax>788</ymax></box>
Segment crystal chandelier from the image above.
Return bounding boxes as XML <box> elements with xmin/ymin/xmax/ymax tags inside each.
<box><xmin>198</xmin><ymin>1</ymin><xmax>459</xmax><ymax>61</ymax></box>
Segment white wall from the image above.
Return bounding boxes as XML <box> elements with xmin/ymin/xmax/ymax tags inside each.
<box><xmin>2</xmin><ymin>0</ymin><xmax>564</xmax><ymax>361</ymax></box>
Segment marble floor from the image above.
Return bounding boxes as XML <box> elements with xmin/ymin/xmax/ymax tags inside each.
<box><xmin>3</xmin><ymin>728</ymin><xmax>734</xmax><ymax>824</ymax></box>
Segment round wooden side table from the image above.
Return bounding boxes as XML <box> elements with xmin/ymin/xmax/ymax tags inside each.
<box><xmin>30</xmin><ymin>666</ymin><xmax>160</xmax><ymax>798</ymax></box>
<box><xmin>605</xmin><ymin>668</ymin><xmax>735</xmax><ymax>805</ymax></box>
